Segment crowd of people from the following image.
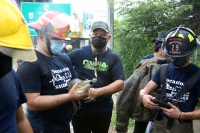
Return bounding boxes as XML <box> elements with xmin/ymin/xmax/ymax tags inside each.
<box><xmin>1</xmin><ymin>0</ymin><xmax>200</xmax><ymax>133</ymax></box>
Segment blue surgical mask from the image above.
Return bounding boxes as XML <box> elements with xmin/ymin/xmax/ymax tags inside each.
<box><xmin>50</xmin><ymin>40</ymin><xmax>63</xmax><ymax>55</ymax></box>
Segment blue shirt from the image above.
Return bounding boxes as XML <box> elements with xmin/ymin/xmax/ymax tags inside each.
<box><xmin>0</xmin><ymin>70</ymin><xmax>27</xmax><ymax>133</ymax></box>
<box><xmin>141</xmin><ymin>54</ymin><xmax>154</xmax><ymax>60</ymax></box>
<box><xmin>152</xmin><ymin>63</ymin><xmax>200</xmax><ymax>112</ymax></box>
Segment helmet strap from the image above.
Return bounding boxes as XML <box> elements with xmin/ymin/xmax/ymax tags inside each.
<box><xmin>42</xmin><ymin>34</ymin><xmax>54</xmax><ymax>55</ymax></box>
<box><xmin>45</xmin><ymin>37</ymin><xmax>54</xmax><ymax>55</ymax></box>
<box><xmin>40</xmin><ymin>26</ymin><xmax>55</xmax><ymax>55</ymax></box>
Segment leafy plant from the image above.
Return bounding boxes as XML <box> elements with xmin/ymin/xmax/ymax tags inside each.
<box><xmin>114</xmin><ymin>0</ymin><xmax>200</xmax><ymax>78</ymax></box>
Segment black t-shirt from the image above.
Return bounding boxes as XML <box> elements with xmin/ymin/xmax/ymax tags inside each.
<box><xmin>68</xmin><ymin>45</ymin><xmax>125</xmax><ymax>112</ymax></box>
<box><xmin>17</xmin><ymin>51</ymin><xmax>77</xmax><ymax>132</ymax></box>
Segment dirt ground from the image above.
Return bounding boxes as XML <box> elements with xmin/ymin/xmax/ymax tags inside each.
<box><xmin>108</xmin><ymin>126</ymin><xmax>116</xmax><ymax>133</ymax></box>
<box><xmin>109</xmin><ymin>94</ymin><xmax>117</xmax><ymax>133</ymax></box>
<box><xmin>193</xmin><ymin>117</ymin><xmax>200</xmax><ymax>133</ymax></box>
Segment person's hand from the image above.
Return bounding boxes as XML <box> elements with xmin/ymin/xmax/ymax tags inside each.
<box><xmin>68</xmin><ymin>83</ymin><xmax>88</xmax><ymax>101</ymax></box>
<box><xmin>83</xmin><ymin>88</ymin><xmax>99</xmax><ymax>103</ymax></box>
<box><xmin>141</xmin><ymin>95</ymin><xmax>160</xmax><ymax>109</ymax></box>
<box><xmin>160</xmin><ymin>102</ymin><xmax>181</xmax><ymax>119</ymax></box>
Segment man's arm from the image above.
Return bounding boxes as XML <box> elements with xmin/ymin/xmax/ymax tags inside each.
<box><xmin>97</xmin><ymin>79</ymin><xmax>124</xmax><ymax>95</ymax></box>
<box><xmin>178</xmin><ymin>105</ymin><xmax>200</xmax><ymax>120</ymax></box>
<box><xmin>139</xmin><ymin>80</ymin><xmax>158</xmax><ymax>97</ymax></box>
<box><xmin>26</xmin><ymin>83</ymin><xmax>87</xmax><ymax>111</ymax></box>
<box><xmin>139</xmin><ymin>80</ymin><xmax>160</xmax><ymax>109</ymax></box>
<box><xmin>141</xmin><ymin>81</ymin><xmax>200</xmax><ymax>119</ymax></box>
<box><xmin>161</xmin><ymin>99</ymin><xmax>200</xmax><ymax>120</ymax></box>
<box><xmin>84</xmin><ymin>80</ymin><xmax>124</xmax><ymax>103</ymax></box>
<box><xmin>16</xmin><ymin>106</ymin><xmax>33</xmax><ymax>133</ymax></box>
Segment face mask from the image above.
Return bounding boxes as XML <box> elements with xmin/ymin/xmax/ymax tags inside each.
<box><xmin>0</xmin><ymin>54</ymin><xmax>12</xmax><ymax>78</ymax></box>
<box><xmin>92</xmin><ymin>36</ymin><xmax>107</xmax><ymax>49</ymax></box>
<box><xmin>171</xmin><ymin>57</ymin><xmax>187</xmax><ymax>67</ymax></box>
<box><xmin>50</xmin><ymin>40</ymin><xmax>63</xmax><ymax>55</ymax></box>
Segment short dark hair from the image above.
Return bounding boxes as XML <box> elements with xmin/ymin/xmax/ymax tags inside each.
<box><xmin>154</xmin><ymin>40</ymin><xmax>162</xmax><ymax>52</ymax></box>
<box><xmin>153</xmin><ymin>31</ymin><xmax>167</xmax><ymax>52</ymax></box>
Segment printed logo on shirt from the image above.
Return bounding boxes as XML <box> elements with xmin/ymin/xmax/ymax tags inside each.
<box><xmin>83</xmin><ymin>59</ymin><xmax>108</xmax><ymax>71</ymax></box>
<box><xmin>49</xmin><ymin>67</ymin><xmax>72</xmax><ymax>89</ymax></box>
<box><xmin>165</xmin><ymin>78</ymin><xmax>189</xmax><ymax>102</ymax></box>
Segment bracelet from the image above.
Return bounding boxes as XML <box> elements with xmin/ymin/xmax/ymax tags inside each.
<box><xmin>178</xmin><ymin>112</ymin><xmax>182</xmax><ymax>119</ymax></box>
<box><xmin>140</xmin><ymin>94</ymin><xmax>145</xmax><ymax>100</ymax></box>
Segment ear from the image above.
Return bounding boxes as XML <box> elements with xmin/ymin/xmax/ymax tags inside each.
<box><xmin>89</xmin><ymin>34</ymin><xmax>92</xmax><ymax>42</ymax></box>
<box><xmin>39</xmin><ymin>33</ymin><xmax>46</xmax><ymax>40</ymax></box>
<box><xmin>158</xmin><ymin>48</ymin><xmax>163</xmax><ymax>55</ymax></box>
<box><xmin>158</xmin><ymin>47</ymin><xmax>162</xmax><ymax>52</ymax></box>
<box><xmin>89</xmin><ymin>33</ymin><xmax>92</xmax><ymax>38</ymax></box>
<box><xmin>108</xmin><ymin>35</ymin><xmax>112</xmax><ymax>40</ymax></box>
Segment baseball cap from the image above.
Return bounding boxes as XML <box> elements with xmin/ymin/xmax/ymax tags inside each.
<box><xmin>152</xmin><ymin>31</ymin><xmax>168</xmax><ymax>42</ymax></box>
<box><xmin>91</xmin><ymin>21</ymin><xmax>109</xmax><ymax>32</ymax></box>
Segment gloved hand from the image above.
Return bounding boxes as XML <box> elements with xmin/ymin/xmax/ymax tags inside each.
<box><xmin>68</xmin><ymin>78</ymin><xmax>97</xmax><ymax>94</ymax></box>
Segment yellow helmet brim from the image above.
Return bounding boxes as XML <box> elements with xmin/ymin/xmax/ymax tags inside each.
<box><xmin>0</xmin><ymin>24</ymin><xmax>37</xmax><ymax>62</ymax></box>
<box><xmin>0</xmin><ymin>46</ymin><xmax>37</xmax><ymax>62</ymax></box>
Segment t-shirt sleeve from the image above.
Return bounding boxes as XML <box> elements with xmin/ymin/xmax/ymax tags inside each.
<box><xmin>195</xmin><ymin>83</ymin><xmax>200</xmax><ymax>99</ymax></box>
<box><xmin>111</xmin><ymin>54</ymin><xmax>125</xmax><ymax>81</ymax></box>
<box><xmin>58</xmin><ymin>53</ymin><xmax>78</xmax><ymax>79</ymax></box>
<box><xmin>65</xmin><ymin>55</ymin><xmax>78</xmax><ymax>79</ymax></box>
<box><xmin>14</xmin><ymin>72</ymin><xmax>27</xmax><ymax>109</ymax></box>
<box><xmin>141</xmin><ymin>54</ymin><xmax>154</xmax><ymax>60</ymax></box>
<box><xmin>194</xmin><ymin>71</ymin><xmax>200</xmax><ymax>99</ymax></box>
<box><xmin>17</xmin><ymin>62</ymin><xmax>42</xmax><ymax>93</ymax></box>
<box><xmin>151</xmin><ymin>68</ymin><xmax>161</xmax><ymax>85</ymax></box>
<box><xmin>67</xmin><ymin>48</ymin><xmax>78</xmax><ymax>66</ymax></box>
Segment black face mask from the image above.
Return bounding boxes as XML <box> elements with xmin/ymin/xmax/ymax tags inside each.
<box><xmin>171</xmin><ymin>57</ymin><xmax>187</xmax><ymax>67</ymax></box>
<box><xmin>0</xmin><ymin>54</ymin><xmax>12</xmax><ymax>78</ymax></box>
<box><xmin>92</xmin><ymin>36</ymin><xmax>107</xmax><ymax>49</ymax></box>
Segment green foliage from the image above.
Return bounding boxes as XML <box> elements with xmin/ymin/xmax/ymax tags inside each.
<box><xmin>110</xmin><ymin>105</ymin><xmax>117</xmax><ymax>126</ymax></box>
<box><xmin>112</xmin><ymin>1</ymin><xmax>200</xmax><ymax>131</ymax></box>
<box><xmin>114</xmin><ymin>0</ymin><xmax>200</xmax><ymax>78</ymax></box>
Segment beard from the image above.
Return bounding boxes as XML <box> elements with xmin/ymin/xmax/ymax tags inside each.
<box><xmin>94</xmin><ymin>48</ymin><xmax>105</xmax><ymax>55</ymax></box>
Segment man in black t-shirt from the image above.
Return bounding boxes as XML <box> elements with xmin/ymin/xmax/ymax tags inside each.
<box><xmin>17</xmin><ymin>10</ymin><xmax>87</xmax><ymax>133</ymax></box>
<box><xmin>68</xmin><ymin>21</ymin><xmax>125</xmax><ymax>133</ymax></box>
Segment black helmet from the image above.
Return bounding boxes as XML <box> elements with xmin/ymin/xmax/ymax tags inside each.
<box><xmin>162</xmin><ymin>26</ymin><xmax>199</xmax><ymax>57</ymax></box>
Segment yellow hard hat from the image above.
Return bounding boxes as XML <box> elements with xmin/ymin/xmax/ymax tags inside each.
<box><xmin>0</xmin><ymin>0</ymin><xmax>37</xmax><ymax>62</ymax></box>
